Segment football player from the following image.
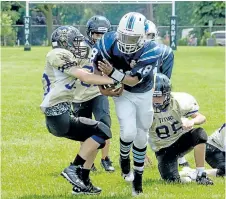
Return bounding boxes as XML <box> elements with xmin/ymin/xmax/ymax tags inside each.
<box><xmin>72</xmin><ymin>15</ymin><xmax>116</xmax><ymax>172</ymax></box>
<box><xmin>206</xmin><ymin>123</ymin><xmax>225</xmax><ymax>176</ymax></box>
<box><xmin>92</xmin><ymin>12</ymin><xmax>162</xmax><ymax>195</ymax></box>
<box><xmin>148</xmin><ymin>73</ymin><xmax>213</xmax><ymax>185</ymax></box>
<box><xmin>40</xmin><ymin>26</ymin><xmax>118</xmax><ymax>195</ymax></box>
<box><xmin>145</xmin><ymin>20</ymin><xmax>174</xmax><ymax>79</ymax></box>
<box><xmin>180</xmin><ymin>123</ymin><xmax>225</xmax><ymax>179</ymax></box>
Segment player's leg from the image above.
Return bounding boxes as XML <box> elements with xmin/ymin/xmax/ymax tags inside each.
<box><xmin>92</xmin><ymin>95</ymin><xmax>114</xmax><ymax>172</ymax></box>
<box><xmin>178</xmin><ymin>156</ymin><xmax>190</xmax><ymax>167</ymax></box>
<box><xmin>175</xmin><ymin>128</ymin><xmax>213</xmax><ymax>185</ymax></box>
<box><xmin>156</xmin><ymin>150</ymin><xmax>180</xmax><ymax>182</ymax></box>
<box><xmin>113</xmin><ymin>91</ymin><xmax>137</xmax><ymax>181</ymax></box>
<box><xmin>205</xmin><ymin>143</ymin><xmax>225</xmax><ymax>177</ymax></box>
<box><xmin>46</xmin><ymin>111</ymin><xmax>112</xmax><ymax>194</ymax></box>
<box><xmin>132</xmin><ymin>90</ymin><xmax>154</xmax><ymax>195</ymax></box>
<box><xmin>72</xmin><ymin>101</ymin><xmax>97</xmax><ymax>171</ymax></box>
<box><xmin>72</xmin><ymin>101</ymin><xmax>92</xmax><ymax>118</ymax></box>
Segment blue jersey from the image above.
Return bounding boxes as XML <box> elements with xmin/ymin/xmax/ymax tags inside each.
<box><xmin>157</xmin><ymin>44</ymin><xmax>174</xmax><ymax>79</ymax></box>
<box><xmin>92</xmin><ymin>31</ymin><xmax>162</xmax><ymax>93</ymax></box>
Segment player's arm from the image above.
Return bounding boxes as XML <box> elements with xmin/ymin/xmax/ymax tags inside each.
<box><xmin>93</xmin><ymin>68</ymin><xmax>124</xmax><ymax>96</ymax></box>
<box><xmin>52</xmin><ymin>51</ymin><xmax>116</xmax><ymax>86</ymax></box>
<box><xmin>189</xmin><ymin>112</ymin><xmax>206</xmax><ymax>125</ymax></box>
<box><xmin>179</xmin><ymin>94</ymin><xmax>205</xmax><ymax>130</ymax></box>
<box><xmin>98</xmin><ymin>60</ymin><xmax>148</xmax><ymax>87</ymax></box>
<box><xmin>70</xmin><ymin>67</ymin><xmax>115</xmax><ymax>85</ymax></box>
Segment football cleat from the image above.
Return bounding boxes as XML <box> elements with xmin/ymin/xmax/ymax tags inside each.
<box><xmin>196</xmin><ymin>172</ymin><xmax>214</xmax><ymax>185</ymax></box>
<box><xmin>91</xmin><ymin>164</ymin><xmax>97</xmax><ymax>172</ymax></box>
<box><xmin>120</xmin><ymin>157</ymin><xmax>134</xmax><ymax>182</ymax></box>
<box><xmin>72</xmin><ymin>179</ymin><xmax>102</xmax><ymax>195</ymax></box>
<box><xmin>132</xmin><ymin>169</ymin><xmax>143</xmax><ymax>196</ymax></box>
<box><xmin>179</xmin><ymin>161</ymin><xmax>190</xmax><ymax>168</ymax></box>
<box><xmin>61</xmin><ymin>164</ymin><xmax>86</xmax><ymax>189</ymax></box>
<box><xmin>101</xmin><ymin>157</ymin><xmax>115</xmax><ymax>172</ymax></box>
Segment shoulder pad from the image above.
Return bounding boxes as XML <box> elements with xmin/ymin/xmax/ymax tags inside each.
<box><xmin>172</xmin><ymin>92</ymin><xmax>199</xmax><ymax>117</ymax></box>
<box><xmin>98</xmin><ymin>31</ymin><xmax>117</xmax><ymax>59</ymax></box>
<box><xmin>138</xmin><ymin>41</ymin><xmax>162</xmax><ymax>63</ymax></box>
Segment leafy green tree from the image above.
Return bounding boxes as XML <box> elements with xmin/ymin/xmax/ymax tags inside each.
<box><xmin>1</xmin><ymin>1</ymin><xmax>20</xmax><ymax>45</ymax></box>
<box><xmin>193</xmin><ymin>1</ymin><xmax>225</xmax><ymax>26</ymax></box>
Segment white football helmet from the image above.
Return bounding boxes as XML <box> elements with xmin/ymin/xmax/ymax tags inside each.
<box><xmin>145</xmin><ymin>20</ymin><xmax>158</xmax><ymax>41</ymax></box>
<box><xmin>117</xmin><ymin>12</ymin><xmax>146</xmax><ymax>54</ymax></box>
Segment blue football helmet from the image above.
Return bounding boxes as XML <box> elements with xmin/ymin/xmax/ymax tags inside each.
<box><xmin>86</xmin><ymin>15</ymin><xmax>111</xmax><ymax>44</ymax></box>
<box><xmin>153</xmin><ymin>73</ymin><xmax>172</xmax><ymax>110</ymax></box>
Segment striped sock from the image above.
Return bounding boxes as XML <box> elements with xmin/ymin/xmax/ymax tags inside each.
<box><xmin>132</xmin><ymin>144</ymin><xmax>147</xmax><ymax>168</ymax></box>
<box><xmin>120</xmin><ymin>138</ymin><xmax>133</xmax><ymax>159</ymax></box>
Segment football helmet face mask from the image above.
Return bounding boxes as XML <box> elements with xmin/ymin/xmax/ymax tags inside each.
<box><xmin>117</xmin><ymin>12</ymin><xmax>147</xmax><ymax>54</ymax></box>
<box><xmin>51</xmin><ymin>26</ymin><xmax>89</xmax><ymax>58</ymax></box>
<box><xmin>145</xmin><ymin>20</ymin><xmax>158</xmax><ymax>41</ymax></box>
<box><xmin>153</xmin><ymin>73</ymin><xmax>172</xmax><ymax>111</ymax></box>
<box><xmin>86</xmin><ymin>15</ymin><xmax>111</xmax><ymax>44</ymax></box>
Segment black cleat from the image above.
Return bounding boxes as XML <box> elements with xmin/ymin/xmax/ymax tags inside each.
<box><xmin>91</xmin><ymin>164</ymin><xmax>97</xmax><ymax>172</ymax></box>
<box><xmin>196</xmin><ymin>172</ymin><xmax>214</xmax><ymax>185</ymax></box>
<box><xmin>61</xmin><ymin>164</ymin><xmax>86</xmax><ymax>189</ymax></box>
<box><xmin>179</xmin><ymin>162</ymin><xmax>190</xmax><ymax>168</ymax></box>
<box><xmin>132</xmin><ymin>169</ymin><xmax>143</xmax><ymax>196</ymax></box>
<box><xmin>72</xmin><ymin>179</ymin><xmax>102</xmax><ymax>195</ymax></box>
<box><xmin>119</xmin><ymin>156</ymin><xmax>134</xmax><ymax>182</ymax></box>
<box><xmin>101</xmin><ymin>157</ymin><xmax>115</xmax><ymax>172</ymax></box>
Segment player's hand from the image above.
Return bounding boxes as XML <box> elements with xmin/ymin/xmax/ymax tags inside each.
<box><xmin>182</xmin><ymin>118</ymin><xmax>194</xmax><ymax>131</ymax></box>
<box><xmin>99</xmin><ymin>85</ymin><xmax>123</xmax><ymax>97</ymax></box>
<box><xmin>98</xmin><ymin>59</ymin><xmax>113</xmax><ymax>75</ymax></box>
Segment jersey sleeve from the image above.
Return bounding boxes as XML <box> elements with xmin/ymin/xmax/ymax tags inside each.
<box><xmin>91</xmin><ymin>32</ymin><xmax>115</xmax><ymax>70</ymax></box>
<box><xmin>131</xmin><ymin>42</ymin><xmax>161</xmax><ymax>80</ymax></box>
<box><xmin>158</xmin><ymin>45</ymin><xmax>174</xmax><ymax>79</ymax></box>
<box><xmin>173</xmin><ymin>92</ymin><xmax>200</xmax><ymax>117</ymax></box>
<box><xmin>91</xmin><ymin>42</ymin><xmax>104</xmax><ymax>70</ymax></box>
<box><xmin>47</xmin><ymin>49</ymin><xmax>78</xmax><ymax>76</ymax></box>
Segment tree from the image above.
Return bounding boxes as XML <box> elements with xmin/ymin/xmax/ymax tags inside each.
<box><xmin>1</xmin><ymin>1</ymin><xmax>20</xmax><ymax>46</ymax></box>
<box><xmin>192</xmin><ymin>1</ymin><xmax>225</xmax><ymax>26</ymax></box>
<box><xmin>35</xmin><ymin>4</ymin><xmax>55</xmax><ymax>46</ymax></box>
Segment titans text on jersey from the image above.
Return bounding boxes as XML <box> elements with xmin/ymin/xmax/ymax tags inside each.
<box><xmin>149</xmin><ymin>92</ymin><xmax>200</xmax><ymax>152</ymax></box>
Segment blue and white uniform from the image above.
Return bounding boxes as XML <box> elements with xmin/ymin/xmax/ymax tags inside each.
<box><xmin>157</xmin><ymin>44</ymin><xmax>174</xmax><ymax>79</ymax></box>
<box><xmin>92</xmin><ymin>31</ymin><xmax>161</xmax><ymax>170</ymax></box>
<box><xmin>93</xmin><ymin>32</ymin><xmax>161</xmax><ymax>93</ymax></box>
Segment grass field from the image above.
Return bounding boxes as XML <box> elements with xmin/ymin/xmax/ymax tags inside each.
<box><xmin>1</xmin><ymin>46</ymin><xmax>225</xmax><ymax>199</ymax></box>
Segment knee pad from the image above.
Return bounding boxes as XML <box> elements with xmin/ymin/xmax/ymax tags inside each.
<box><xmin>91</xmin><ymin>135</ymin><xmax>106</xmax><ymax>149</ymax></box>
<box><xmin>192</xmin><ymin>127</ymin><xmax>208</xmax><ymax>146</ymax></box>
<box><xmin>99</xmin><ymin>115</ymin><xmax>111</xmax><ymax>128</ymax></box>
<box><xmin>96</xmin><ymin>122</ymin><xmax>112</xmax><ymax>140</ymax></box>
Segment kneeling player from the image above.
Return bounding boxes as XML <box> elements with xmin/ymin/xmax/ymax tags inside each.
<box><xmin>148</xmin><ymin>73</ymin><xmax>213</xmax><ymax>185</ymax></box>
<box><xmin>205</xmin><ymin>123</ymin><xmax>225</xmax><ymax>177</ymax></box>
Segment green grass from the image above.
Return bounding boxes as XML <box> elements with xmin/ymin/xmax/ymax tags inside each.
<box><xmin>1</xmin><ymin>46</ymin><xmax>225</xmax><ymax>199</ymax></box>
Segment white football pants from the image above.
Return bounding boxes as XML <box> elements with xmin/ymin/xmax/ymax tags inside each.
<box><xmin>113</xmin><ymin>89</ymin><xmax>154</xmax><ymax>148</ymax></box>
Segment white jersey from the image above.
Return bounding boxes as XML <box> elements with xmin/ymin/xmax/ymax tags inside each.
<box><xmin>40</xmin><ymin>48</ymin><xmax>92</xmax><ymax>113</ymax></box>
<box><xmin>149</xmin><ymin>92</ymin><xmax>199</xmax><ymax>152</ymax></box>
<box><xmin>208</xmin><ymin>123</ymin><xmax>226</xmax><ymax>152</ymax></box>
<box><xmin>72</xmin><ymin>44</ymin><xmax>100</xmax><ymax>103</ymax></box>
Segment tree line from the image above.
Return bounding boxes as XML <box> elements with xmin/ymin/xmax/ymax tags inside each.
<box><xmin>1</xmin><ymin>1</ymin><xmax>225</xmax><ymax>46</ymax></box>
